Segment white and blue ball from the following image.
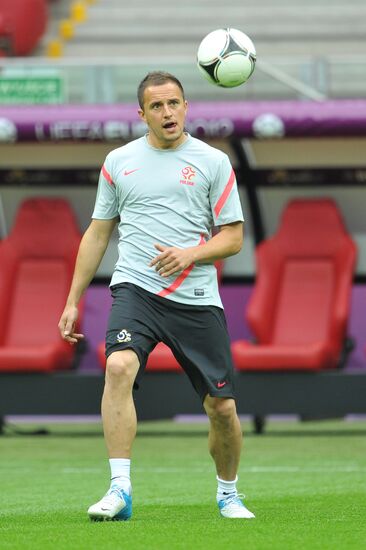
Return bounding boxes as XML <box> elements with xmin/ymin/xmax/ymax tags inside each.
<box><xmin>197</xmin><ymin>28</ymin><xmax>256</xmax><ymax>88</ymax></box>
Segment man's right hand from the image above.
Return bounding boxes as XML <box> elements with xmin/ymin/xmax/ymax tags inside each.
<box><xmin>58</xmin><ymin>305</ymin><xmax>84</xmax><ymax>345</ymax></box>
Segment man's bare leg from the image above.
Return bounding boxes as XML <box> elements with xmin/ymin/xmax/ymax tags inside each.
<box><xmin>203</xmin><ymin>396</ymin><xmax>242</xmax><ymax>480</ymax></box>
<box><xmin>203</xmin><ymin>395</ymin><xmax>255</xmax><ymax>519</ymax></box>
<box><xmin>101</xmin><ymin>349</ymin><xmax>140</xmax><ymax>458</ymax></box>
<box><xmin>88</xmin><ymin>349</ymin><xmax>139</xmax><ymax>521</ymax></box>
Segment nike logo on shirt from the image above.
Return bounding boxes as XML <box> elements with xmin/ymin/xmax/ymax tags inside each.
<box><xmin>124</xmin><ymin>169</ymin><xmax>139</xmax><ymax>176</ymax></box>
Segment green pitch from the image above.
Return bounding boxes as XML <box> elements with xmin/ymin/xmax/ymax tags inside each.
<box><xmin>0</xmin><ymin>418</ymin><xmax>366</xmax><ymax>550</ymax></box>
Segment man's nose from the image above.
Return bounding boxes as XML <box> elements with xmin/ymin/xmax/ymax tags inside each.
<box><xmin>162</xmin><ymin>104</ymin><xmax>172</xmax><ymax>116</ymax></box>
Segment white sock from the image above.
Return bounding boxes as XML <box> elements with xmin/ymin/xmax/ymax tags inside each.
<box><xmin>216</xmin><ymin>475</ymin><xmax>238</xmax><ymax>502</ymax></box>
<box><xmin>109</xmin><ymin>458</ymin><xmax>131</xmax><ymax>494</ymax></box>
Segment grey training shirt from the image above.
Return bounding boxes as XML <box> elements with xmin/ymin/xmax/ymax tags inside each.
<box><xmin>92</xmin><ymin>134</ymin><xmax>244</xmax><ymax>308</ymax></box>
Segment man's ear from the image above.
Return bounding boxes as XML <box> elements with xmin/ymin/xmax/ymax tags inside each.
<box><xmin>138</xmin><ymin>108</ymin><xmax>145</xmax><ymax>122</ymax></box>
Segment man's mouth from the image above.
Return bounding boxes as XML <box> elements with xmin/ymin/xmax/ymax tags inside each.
<box><xmin>163</xmin><ymin>121</ymin><xmax>177</xmax><ymax>130</ymax></box>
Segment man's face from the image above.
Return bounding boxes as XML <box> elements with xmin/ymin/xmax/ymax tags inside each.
<box><xmin>138</xmin><ymin>82</ymin><xmax>188</xmax><ymax>149</ymax></box>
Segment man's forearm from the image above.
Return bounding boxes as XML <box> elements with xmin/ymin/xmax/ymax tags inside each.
<box><xmin>66</xmin><ymin>229</ymin><xmax>110</xmax><ymax>306</ymax></box>
<box><xmin>149</xmin><ymin>223</ymin><xmax>243</xmax><ymax>278</ymax></box>
<box><xmin>192</xmin><ymin>223</ymin><xmax>243</xmax><ymax>264</ymax></box>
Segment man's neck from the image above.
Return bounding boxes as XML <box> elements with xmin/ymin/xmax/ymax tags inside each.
<box><xmin>146</xmin><ymin>132</ymin><xmax>188</xmax><ymax>150</ymax></box>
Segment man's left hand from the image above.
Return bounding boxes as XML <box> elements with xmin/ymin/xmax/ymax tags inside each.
<box><xmin>149</xmin><ymin>243</ymin><xmax>195</xmax><ymax>277</ymax></box>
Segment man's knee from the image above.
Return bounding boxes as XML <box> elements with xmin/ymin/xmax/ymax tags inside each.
<box><xmin>204</xmin><ymin>396</ymin><xmax>237</xmax><ymax>423</ymax></box>
<box><xmin>105</xmin><ymin>349</ymin><xmax>140</xmax><ymax>384</ymax></box>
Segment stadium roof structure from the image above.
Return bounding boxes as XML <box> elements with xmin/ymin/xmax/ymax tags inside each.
<box><xmin>1</xmin><ymin>99</ymin><xmax>366</xmax><ymax>142</ymax></box>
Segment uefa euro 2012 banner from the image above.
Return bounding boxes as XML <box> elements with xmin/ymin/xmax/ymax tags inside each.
<box><xmin>0</xmin><ymin>100</ymin><xmax>366</xmax><ymax>143</ymax></box>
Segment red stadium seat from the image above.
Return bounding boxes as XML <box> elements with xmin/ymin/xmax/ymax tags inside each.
<box><xmin>0</xmin><ymin>0</ymin><xmax>47</xmax><ymax>56</ymax></box>
<box><xmin>0</xmin><ymin>198</ymin><xmax>82</xmax><ymax>372</ymax></box>
<box><xmin>231</xmin><ymin>199</ymin><xmax>356</xmax><ymax>371</ymax></box>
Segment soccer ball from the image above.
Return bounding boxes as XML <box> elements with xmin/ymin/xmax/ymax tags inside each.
<box><xmin>197</xmin><ymin>28</ymin><xmax>256</xmax><ymax>88</ymax></box>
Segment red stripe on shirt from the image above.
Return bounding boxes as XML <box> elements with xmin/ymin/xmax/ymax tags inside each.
<box><xmin>158</xmin><ymin>263</ymin><xmax>195</xmax><ymax>298</ymax></box>
<box><xmin>102</xmin><ymin>164</ymin><xmax>114</xmax><ymax>186</ymax></box>
<box><xmin>157</xmin><ymin>234</ymin><xmax>207</xmax><ymax>298</ymax></box>
<box><xmin>214</xmin><ymin>169</ymin><xmax>235</xmax><ymax>218</ymax></box>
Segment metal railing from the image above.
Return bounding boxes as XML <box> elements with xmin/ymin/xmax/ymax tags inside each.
<box><xmin>0</xmin><ymin>55</ymin><xmax>365</xmax><ymax>104</ymax></box>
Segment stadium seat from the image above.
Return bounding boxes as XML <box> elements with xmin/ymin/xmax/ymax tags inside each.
<box><xmin>231</xmin><ymin>198</ymin><xmax>356</xmax><ymax>371</ymax></box>
<box><xmin>0</xmin><ymin>198</ymin><xmax>82</xmax><ymax>372</ymax></box>
<box><xmin>0</xmin><ymin>0</ymin><xmax>47</xmax><ymax>56</ymax></box>
<box><xmin>97</xmin><ymin>260</ymin><xmax>223</xmax><ymax>372</ymax></box>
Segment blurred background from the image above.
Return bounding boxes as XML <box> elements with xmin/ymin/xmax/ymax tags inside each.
<box><xmin>0</xmin><ymin>0</ymin><xmax>366</xmax><ymax>429</ymax></box>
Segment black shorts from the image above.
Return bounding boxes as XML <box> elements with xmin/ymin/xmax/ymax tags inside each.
<box><xmin>105</xmin><ymin>283</ymin><xmax>235</xmax><ymax>402</ymax></box>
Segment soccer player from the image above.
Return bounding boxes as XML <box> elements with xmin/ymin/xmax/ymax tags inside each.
<box><xmin>58</xmin><ymin>71</ymin><xmax>255</xmax><ymax>521</ymax></box>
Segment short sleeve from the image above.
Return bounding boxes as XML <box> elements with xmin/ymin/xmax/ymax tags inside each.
<box><xmin>209</xmin><ymin>155</ymin><xmax>244</xmax><ymax>226</ymax></box>
<box><xmin>92</xmin><ymin>155</ymin><xmax>119</xmax><ymax>220</ymax></box>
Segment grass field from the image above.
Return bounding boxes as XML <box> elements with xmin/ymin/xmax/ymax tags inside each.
<box><xmin>0</xmin><ymin>418</ymin><xmax>366</xmax><ymax>550</ymax></box>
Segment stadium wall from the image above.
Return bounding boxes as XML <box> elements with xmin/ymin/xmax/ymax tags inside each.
<box><xmin>0</xmin><ymin>100</ymin><xmax>366</xmax><ymax>420</ymax></box>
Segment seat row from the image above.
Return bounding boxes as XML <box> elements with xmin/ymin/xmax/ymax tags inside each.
<box><xmin>0</xmin><ymin>197</ymin><xmax>356</xmax><ymax>373</ymax></box>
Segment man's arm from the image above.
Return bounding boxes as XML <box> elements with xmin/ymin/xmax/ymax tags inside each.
<box><xmin>58</xmin><ymin>217</ymin><xmax>118</xmax><ymax>344</ymax></box>
<box><xmin>149</xmin><ymin>221</ymin><xmax>243</xmax><ymax>278</ymax></box>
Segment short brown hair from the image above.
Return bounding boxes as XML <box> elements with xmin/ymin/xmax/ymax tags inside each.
<box><xmin>137</xmin><ymin>71</ymin><xmax>185</xmax><ymax>109</ymax></box>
